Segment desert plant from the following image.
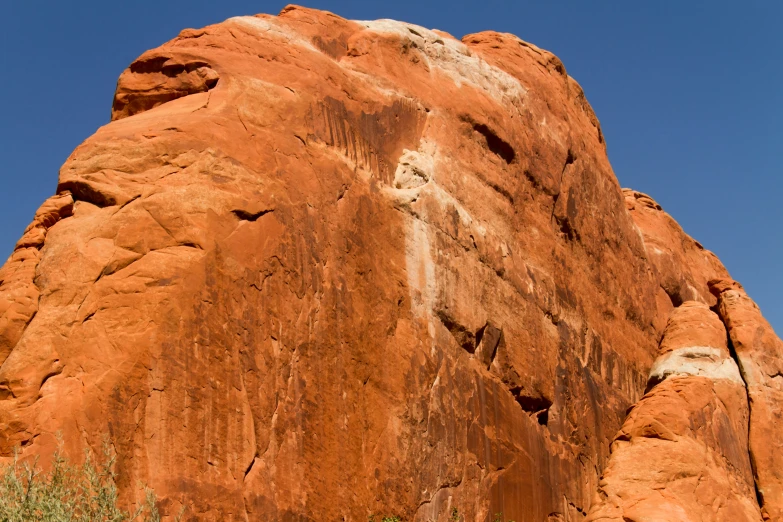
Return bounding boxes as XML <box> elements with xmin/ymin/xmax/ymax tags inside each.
<box><xmin>0</xmin><ymin>442</ymin><xmax>170</xmax><ymax>522</ymax></box>
<box><xmin>368</xmin><ymin>515</ymin><xmax>402</xmax><ymax>522</ymax></box>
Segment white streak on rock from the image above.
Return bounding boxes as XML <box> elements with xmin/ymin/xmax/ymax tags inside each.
<box><xmin>228</xmin><ymin>16</ymin><xmax>319</xmax><ymax>52</ymax></box>
<box><xmin>393</xmin><ymin>148</ymin><xmax>433</xmax><ymax>190</ymax></box>
<box><xmin>648</xmin><ymin>346</ymin><xmax>744</xmax><ymax>385</ymax></box>
<box><xmin>405</xmin><ymin>218</ymin><xmax>436</xmax><ymax>321</ymax></box>
<box><xmin>356</xmin><ymin>19</ymin><xmax>527</xmax><ymax>106</ymax></box>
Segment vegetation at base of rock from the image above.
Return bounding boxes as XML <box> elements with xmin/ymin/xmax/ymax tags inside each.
<box><xmin>368</xmin><ymin>508</ymin><xmax>515</xmax><ymax>522</ymax></box>
<box><xmin>0</xmin><ymin>443</ymin><xmax>167</xmax><ymax>522</ymax></box>
<box><xmin>368</xmin><ymin>516</ymin><xmax>401</xmax><ymax>522</ymax></box>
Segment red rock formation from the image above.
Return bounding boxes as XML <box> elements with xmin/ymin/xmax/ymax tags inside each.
<box><xmin>711</xmin><ymin>279</ymin><xmax>783</xmax><ymax>521</ymax></box>
<box><xmin>0</xmin><ymin>193</ymin><xmax>73</xmax><ymax>371</ymax></box>
<box><xmin>586</xmin><ymin>302</ymin><xmax>761</xmax><ymax>521</ymax></box>
<box><xmin>0</xmin><ymin>5</ymin><xmax>778</xmax><ymax>521</ymax></box>
<box><xmin>624</xmin><ymin>189</ymin><xmax>729</xmax><ymax>309</ymax></box>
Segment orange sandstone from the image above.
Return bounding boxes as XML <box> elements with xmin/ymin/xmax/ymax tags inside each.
<box><xmin>0</xmin><ymin>6</ymin><xmax>780</xmax><ymax>521</ymax></box>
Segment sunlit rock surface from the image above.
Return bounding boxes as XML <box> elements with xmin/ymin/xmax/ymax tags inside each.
<box><xmin>1</xmin><ymin>5</ymin><xmax>780</xmax><ymax>521</ymax></box>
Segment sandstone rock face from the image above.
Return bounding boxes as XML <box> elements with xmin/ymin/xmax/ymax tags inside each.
<box><xmin>0</xmin><ymin>5</ymin><xmax>779</xmax><ymax>521</ymax></box>
<box><xmin>711</xmin><ymin>279</ymin><xmax>783</xmax><ymax>521</ymax></box>
<box><xmin>586</xmin><ymin>302</ymin><xmax>761</xmax><ymax>522</ymax></box>
<box><xmin>624</xmin><ymin>189</ymin><xmax>729</xmax><ymax>309</ymax></box>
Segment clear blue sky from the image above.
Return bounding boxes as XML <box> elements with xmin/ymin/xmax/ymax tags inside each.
<box><xmin>2</xmin><ymin>1</ymin><xmax>780</xmax><ymax>332</ymax></box>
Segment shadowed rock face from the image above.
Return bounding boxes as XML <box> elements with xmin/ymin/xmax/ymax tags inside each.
<box><xmin>0</xmin><ymin>5</ymin><xmax>779</xmax><ymax>522</ymax></box>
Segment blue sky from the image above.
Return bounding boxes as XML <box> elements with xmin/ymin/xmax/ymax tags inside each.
<box><xmin>2</xmin><ymin>1</ymin><xmax>780</xmax><ymax>332</ymax></box>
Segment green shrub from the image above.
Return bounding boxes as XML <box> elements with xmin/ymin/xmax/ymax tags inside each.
<box><xmin>368</xmin><ymin>515</ymin><xmax>401</xmax><ymax>522</ymax></box>
<box><xmin>0</xmin><ymin>442</ymin><xmax>170</xmax><ymax>522</ymax></box>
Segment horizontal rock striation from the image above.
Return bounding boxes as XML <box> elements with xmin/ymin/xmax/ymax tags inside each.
<box><xmin>0</xmin><ymin>5</ymin><xmax>780</xmax><ymax>522</ymax></box>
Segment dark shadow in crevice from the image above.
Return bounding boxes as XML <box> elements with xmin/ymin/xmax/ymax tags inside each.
<box><xmin>232</xmin><ymin>208</ymin><xmax>275</xmax><ymax>222</ymax></box>
<box><xmin>436</xmin><ymin>310</ymin><xmax>476</xmax><ymax>353</ymax></box>
<box><xmin>511</xmin><ymin>389</ymin><xmax>552</xmax><ymax>426</ymax></box>
<box><xmin>57</xmin><ymin>181</ymin><xmax>116</xmax><ymax>208</ymax></box>
<box><xmin>473</xmin><ymin>123</ymin><xmax>515</xmax><ymax>164</ymax></box>
<box><xmin>664</xmin><ymin>284</ymin><xmax>684</xmax><ymax>307</ymax></box>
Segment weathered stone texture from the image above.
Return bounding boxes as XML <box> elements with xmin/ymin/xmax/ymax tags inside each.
<box><xmin>0</xmin><ymin>5</ymin><xmax>780</xmax><ymax>522</ymax></box>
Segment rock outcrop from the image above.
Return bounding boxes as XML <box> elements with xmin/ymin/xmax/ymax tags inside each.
<box><xmin>711</xmin><ymin>279</ymin><xmax>783</xmax><ymax>521</ymax></box>
<box><xmin>586</xmin><ymin>302</ymin><xmax>761</xmax><ymax>521</ymax></box>
<box><xmin>0</xmin><ymin>5</ymin><xmax>779</xmax><ymax>522</ymax></box>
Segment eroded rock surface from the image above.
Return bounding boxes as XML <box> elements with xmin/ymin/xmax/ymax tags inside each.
<box><xmin>586</xmin><ymin>302</ymin><xmax>761</xmax><ymax>522</ymax></box>
<box><xmin>0</xmin><ymin>5</ymin><xmax>779</xmax><ymax>522</ymax></box>
<box><xmin>711</xmin><ymin>279</ymin><xmax>783</xmax><ymax>521</ymax></box>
